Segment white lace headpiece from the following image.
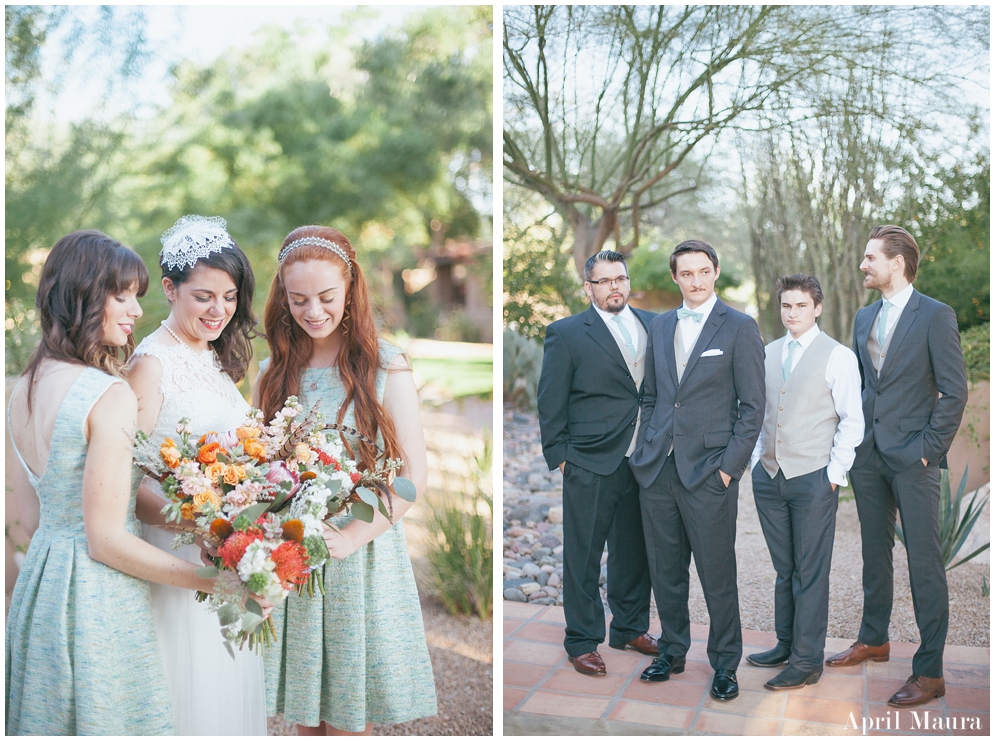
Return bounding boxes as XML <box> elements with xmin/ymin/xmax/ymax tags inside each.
<box><xmin>160</xmin><ymin>215</ymin><xmax>237</xmax><ymax>270</ymax></box>
<box><xmin>277</xmin><ymin>236</ymin><xmax>353</xmax><ymax>276</ymax></box>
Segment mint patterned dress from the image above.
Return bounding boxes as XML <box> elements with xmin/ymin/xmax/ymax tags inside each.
<box><xmin>5</xmin><ymin>368</ymin><xmax>174</xmax><ymax>736</ymax></box>
<box><xmin>262</xmin><ymin>341</ymin><xmax>438</xmax><ymax>731</ymax></box>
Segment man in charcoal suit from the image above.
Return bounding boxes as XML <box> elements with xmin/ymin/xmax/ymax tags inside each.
<box><xmin>747</xmin><ymin>274</ymin><xmax>864</xmax><ymax>690</ymax></box>
<box><xmin>826</xmin><ymin>226</ymin><xmax>968</xmax><ymax>708</ymax></box>
<box><xmin>629</xmin><ymin>240</ymin><xmax>766</xmax><ymax>701</ymax></box>
<box><xmin>537</xmin><ymin>250</ymin><xmax>658</xmax><ymax>675</ymax></box>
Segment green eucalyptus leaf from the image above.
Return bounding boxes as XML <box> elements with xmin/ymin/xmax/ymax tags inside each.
<box><xmin>241</xmin><ymin>612</ymin><xmax>264</xmax><ymax>633</ymax></box>
<box><xmin>195</xmin><ymin>566</ymin><xmax>220</xmax><ymax>578</ymax></box>
<box><xmin>239</xmin><ymin>501</ymin><xmax>271</xmax><ymax>523</ymax></box>
<box><xmin>355</xmin><ymin>486</ymin><xmax>378</xmax><ymax>506</ymax></box>
<box><xmin>376</xmin><ymin>496</ymin><xmax>391</xmax><ymax>520</ymax></box>
<box><xmin>352</xmin><ymin>501</ymin><xmax>375</xmax><ymax>523</ymax></box>
<box><xmin>244</xmin><ymin>598</ymin><xmax>263</xmax><ymax>617</ymax></box>
<box><xmin>217</xmin><ymin>602</ymin><xmax>242</xmax><ymax>626</ymax></box>
<box><xmin>393</xmin><ymin>476</ymin><xmax>417</xmax><ymax>502</ymax></box>
<box><xmin>223</xmin><ymin>640</ymin><xmax>235</xmax><ymax>660</ymax></box>
<box><xmin>325</xmin><ymin>478</ymin><xmax>342</xmax><ymax>494</ymax></box>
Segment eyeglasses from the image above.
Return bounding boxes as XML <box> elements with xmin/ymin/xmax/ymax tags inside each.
<box><xmin>587</xmin><ymin>276</ymin><xmax>630</xmax><ymax>287</ymax></box>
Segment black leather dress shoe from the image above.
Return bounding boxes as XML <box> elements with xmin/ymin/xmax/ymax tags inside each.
<box><xmin>764</xmin><ymin>665</ymin><xmax>822</xmax><ymax>690</ymax></box>
<box><xmin>747</xmin><ymin>645</ymin><xmax>792</xmax><ymax>668</ymax></box>
<box><xmin>639</xmin><ymin>654</ymin><xmax>686</xmax><ymax>682</ymax></box>
<box><xmin>710</xmin><ymin>670</ymin><xmax>739</xmax><ymax>701</ymax></box>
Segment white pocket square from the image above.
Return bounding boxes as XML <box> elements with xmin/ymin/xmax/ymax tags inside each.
<box><xmin>700</xmin><ymin>349</ymin><xmax>723</xmax><ymax>357</ymax></box>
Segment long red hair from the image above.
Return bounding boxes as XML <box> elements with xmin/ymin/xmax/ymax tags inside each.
<box><xmin>257</xmin><ymin>226</ymin><xmax>402</xmax><ymax>471</ymax></box>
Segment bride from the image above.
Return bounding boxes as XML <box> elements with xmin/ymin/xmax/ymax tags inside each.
<box><xmin>128</xmin><ymin>215</ymin><xmax>267</xmax><ymax>735</ymax></box>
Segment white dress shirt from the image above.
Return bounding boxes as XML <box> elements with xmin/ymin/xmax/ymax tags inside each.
<box><xmin>750</xmin><ymin>324</ymin><xmax>865</xmax><ymax>487</ymax></box>
<box><xmin>677</xmin><ymin>292</ymin><xmax>718</xmax><ymax>351</ymax></box>
<box><xmin>595</xmin><ymin>303</ymin><xmax>639</xmax><ymax>354</ymax></box>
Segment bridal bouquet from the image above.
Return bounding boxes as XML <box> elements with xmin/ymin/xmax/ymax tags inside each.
<box><xmin>133</xmin><ymin>396</ymin><xmax>415</xmax><ymax>654</ymax></box>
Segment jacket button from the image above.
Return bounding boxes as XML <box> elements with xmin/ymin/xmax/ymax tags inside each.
<box><xmin>675</xmin><ymin>402</ymin><xmax>681</xmax><ymax>408</ymax></box>
<box><xmin>874</xmin><ymin>418</ymin><xmax>879</xmax><ymax>423</ymax></box>
<box><xmin>876</xmin><ymin>391</ymin><xmax>881</xmax><ymax>396</ymax></box>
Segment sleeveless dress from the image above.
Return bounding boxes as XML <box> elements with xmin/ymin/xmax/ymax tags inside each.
<box><xmin>262</xmin><ymin>341</ymin><xmax>438</xmax><ymax>731</ymax></box>
<box><xmin>133</xmin><ymin>335</ymin><xmax>266</xmax><ymax>736</ymax></box>
<box><xmin>5</xmin><ymin>367</ymin><xmax>174</xmax><ymax>735</ymax></box>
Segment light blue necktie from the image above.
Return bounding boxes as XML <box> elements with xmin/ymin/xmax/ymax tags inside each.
<box><xmin>782</xmin><ymin>339</ymin><xmax>800</xmax><ymax>382</ymax></box>
<box><xmin>612</xmin><ymin>315</ymin><xmax>636</xmax><ymax>359</ymax></box>
<box><xmin>877</xmin><ymin>300</ymin><xmax>891</xmax><ymax>347</ymax></box>
<box><xmin>677</xmin><ymin>307</ymin><xmax>702</xmax><ymax>323</ymax></box>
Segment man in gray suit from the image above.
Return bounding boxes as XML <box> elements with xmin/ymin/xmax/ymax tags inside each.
<box><xmin>537</xmin><ymin>250</ymin><xmax>658</xmax><ymax>676</ymax></box>
<box><xmin>629</xmin><ymin>240</ymin><xmax>765</xmax><ymax>702</ymax></box>
<box><xmin>826</xmin><ymin>226</ymin><xmax>968</xmax><ymax>708</ymax></box>
<box><xmin>748</xmin><ymin>274</ymin><xmax>864</xmax><ymax>690</ymax></box>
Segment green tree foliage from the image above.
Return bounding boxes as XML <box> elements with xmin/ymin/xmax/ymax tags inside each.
<box><xmin>904</xmin><ymin>159</ymin><xmax>990</xmax><ymax>331</ymax></box>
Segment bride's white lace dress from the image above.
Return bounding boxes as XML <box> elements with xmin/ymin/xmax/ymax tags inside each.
<box><xmin>134</xmin><ymin>333</ymin><xmax>266</xmax><ymax>736</ymax></box>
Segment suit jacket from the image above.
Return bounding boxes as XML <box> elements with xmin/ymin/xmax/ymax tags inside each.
<box><xmin>629</xmin><ymin>299</ymin><xmax>766</xmax><ymax>491</ymax></box>
<box><xmin>852</xmin><ymin>289</ymin><xmax>968</xmax><ymax>471</ymax></box>
<box><xmin>537</xmin><ymin>305</ymin><xmax>656</xmax><ymax>476</ymax></box>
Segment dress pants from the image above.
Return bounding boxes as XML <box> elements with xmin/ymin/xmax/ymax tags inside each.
<box><xmin>752</xmin><ymin>463</ymin><xmax>838</xmax><ymax>673</ymax></box>
<box><xmin>561</xmin><ymin>457</ymin><xmax>652</xmax><ymax>657</ymax></box>
<box><xmin>850</xmin><ymin>447</ymin><xmax>947</xmax><ymax>677</ymax></box>
<box><xmin>640</xmin><ymin>454</ymin><xmax>742</xmax><ymax>671</ymax></box>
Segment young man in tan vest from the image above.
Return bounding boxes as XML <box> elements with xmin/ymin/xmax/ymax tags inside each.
<box><xmin>748</xmin><ymin>274</ymin><xmax>864</xmax><ymax>690</ymax></box>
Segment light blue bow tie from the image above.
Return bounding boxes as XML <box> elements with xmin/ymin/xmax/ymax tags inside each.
<box><xmin>677</xmin><ymin>307</ymin><xmax>703</xmax><ymax>323</ymax></box>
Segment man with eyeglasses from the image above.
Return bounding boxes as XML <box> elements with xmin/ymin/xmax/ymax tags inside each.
<box><xmin>629</xmin><ymin>240</ymin><xmax>765</xmax><ymax>702</ymax></box>
<box><xmin>537</xmin><ymin>250</ymin><xmax>658</xmax><ymax>676</ymax></box>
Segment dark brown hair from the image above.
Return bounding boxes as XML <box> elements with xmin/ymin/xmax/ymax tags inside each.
<box><xmin>161</xmin><ymin>243</ymin><xmax>257</xmax><ymax>382</ymax></box>
<box><xmin>775</xmin><ymin>274</ymin><xmax>824</xmax><ymax>306</ymax></box>
<box><xmin>670</xmin><ymin>239</ymin><xmax>719</xmax><ymax>274</ymax></box>
<box><xmin>257</xmin><ymin>225</ymin><xmax>402</xmax><ymax>471</ymax></box>
<box><xmin>868</xmin><ymin>225</ymin><xmax>919</xmax><ymax>282</ymax></box>
<box><xmin>24</xmin><ymin>230</ymin><xmax>150</xmax><ymax>408</ymax></box>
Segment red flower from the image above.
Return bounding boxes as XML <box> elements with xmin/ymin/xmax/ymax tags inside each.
<box><xmin>315</xmin><ymin>448</ymin><xmax>334</xmax><ymax>466</ymax></box>
<box><xmin>217</xmin><ymin>529</ymin><xmax>263</xmax><ymax>570</ymax></box>
<box><xmin>271</xmin><ymin>540</ymin><xmax>310</xmax><ymax>587</ymax></box>
<box><xmin>349</xmin><ymin>471</ymin><xmax>361</xmax><ymax>484</ymax></box>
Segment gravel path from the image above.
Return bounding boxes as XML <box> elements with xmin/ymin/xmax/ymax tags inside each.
<box><xmin>503</xmin><ymin>405</ymin><xmax>990</xmax><ymax>648</ymax></box>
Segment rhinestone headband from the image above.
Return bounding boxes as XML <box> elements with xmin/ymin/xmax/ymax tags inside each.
<box><xmin>277</xmin><ymin>236</ymin><xmax>353</xmax><ymax>276</ymax></box>
<box><xmin>160</xmin><ymin>215</ymin><xmax>237</xmax><ymax>270</ymax></box>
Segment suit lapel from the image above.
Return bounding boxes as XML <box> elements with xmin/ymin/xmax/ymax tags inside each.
<box><xmin>855</xmin><ymin>302</ymin><xmax>878</xmax><ymax>388</ymax></box>
<box><xmin>660</xmin><ymin>310</ymin><xmax>680</xmax><ymax>388</ymax></box>
<box><xmin>584</xmin><ymin>306</ymin><xmax>630</xmax><ymax>375</ymax></box>
<box><xmin>680</xmin><ymin>300</ymin><xmax>727</xmax><ymax>385</ymax></box>
<box><xmin>879</xmin><ymin>290</ymin><xmax>921</xmax><ymax>381</ymax></box>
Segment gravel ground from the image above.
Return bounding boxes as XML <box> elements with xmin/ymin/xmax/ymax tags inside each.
<box><xmin>503</xmin><ymin>405</ymin><xmax>990</xmax><ymax>648</ymax></box>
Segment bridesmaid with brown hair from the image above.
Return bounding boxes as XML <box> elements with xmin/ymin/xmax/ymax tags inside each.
<box><xmin>257</xmin><ymin>226</ymin><xmax>437</xmax><ymax>735</ymax></box>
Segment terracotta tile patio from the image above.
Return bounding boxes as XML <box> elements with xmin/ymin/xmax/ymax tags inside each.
<box><xmin>504</xmin><ymin>602</ymin><xmax>990</xmax><ymax>735</ymax></box>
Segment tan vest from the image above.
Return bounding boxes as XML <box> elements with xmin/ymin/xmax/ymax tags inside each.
<box><xmin>606</xmin><ymin>314</ymin><xmax>647</xmax><ymax>455</ymax></box>
<box><xmin>760</xmin><ymin>331</ymin><xmax>840</xmax><ymax>479</ymax></box>
<box><xmin>867</xmin><ymin>303</ymin><xmax>899</xmax><ymax>376</ymax></box>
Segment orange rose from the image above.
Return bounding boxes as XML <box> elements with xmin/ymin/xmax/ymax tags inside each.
<box><xmin>222</xmin><ymin>465</ymin><xmax>245</xmax><ymax>486</ymax></box>
<box><xmin>192</xmin><ymin>489</ymin><xmax>222</xmax><ymax>513</ymax></box>
<box><xmin>204</xmin><ymin>462</ymin><xmax>226</xmax><ymax>482</ymax></box>
<box><xmin>197</xmin><ymin>442</ymin><xmax>222</xmax><ymax>465</ymax></box>
<box><xmin>160</xmin><ymin>439</ymin><xmax>181</xmax><ymax>468</ymax></box>
<box><xmin>242</xmin><ymin>438</ymin><xmax>267</xmax><ymax>462</ymax></box>
<box><xmin>236</xmin><ymin>426</ymin><xmax>261</xmax><ymax>440</ymax></box>
<box><xmin>180</xmin><ymin>502</ymin><xmax>195</xmax><ymax>521</ymax></box>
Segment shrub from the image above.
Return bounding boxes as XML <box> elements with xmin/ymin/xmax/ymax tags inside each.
<box><xmin>961</xmin><ymin>322</ymin><xmax>989</xmax><ymax>384</ymax></box>
<box><xmin>425</xmin><ymin>436</ymin><xmax>492</xmax><ymax>618</ymax></box>
<box><xmin>503</xmin><ymin>327</ymin><xmax>543</xmax><ymax>411</ymax></box>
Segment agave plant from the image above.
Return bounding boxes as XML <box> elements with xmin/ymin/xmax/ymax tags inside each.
<box><xmin>896</xmin><ymin>465</ymin><xmax>990</xmax><ymax>570</ymax></box>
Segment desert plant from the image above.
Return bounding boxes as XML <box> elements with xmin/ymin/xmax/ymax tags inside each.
<box><xmin>896</xmin><ymin>464</ymin><xmax>990</xmax><ymax>570</ymax></box>
<box><xmin>503</xmin><ymin>327</ymin><xmax>543</xmax><ymax>411</ymax></box>
<box><xmin>425</xmin><ymin>436</ymin><xmax>492</xmax><ymax>618</ymax></box>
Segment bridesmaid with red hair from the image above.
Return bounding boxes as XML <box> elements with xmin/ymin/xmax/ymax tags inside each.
<box><xmin>256</xmin><ymin>226</ymin><xmax>437</xmax><ymax>735</ymax></box>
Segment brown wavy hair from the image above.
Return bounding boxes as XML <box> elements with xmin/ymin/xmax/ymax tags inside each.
<box><xmin>161</xmin><ymin>241</ymin><xmax>257</xmax><ymax>382</ymax></box>
<box><xmin>257</xmin><ymin>225</ymin><xmax>402</xmax><ymax>470</ymax></box>
<box><xmin>24</xmin><ymin>230</ymin><xmax>150</xmax><ymax>409</ymax></box>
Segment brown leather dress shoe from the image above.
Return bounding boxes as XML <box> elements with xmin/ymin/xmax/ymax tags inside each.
<box><xmin>610</xmin><ymin>633</ymin><xmax>659</xmax><ymax>655</ymax></box>
<box><xmin>568</xmin><ymin>651</ymin><xmax>606</xmax><ymax>675</ymax></box>
<box><xmin>825</xmin><ymin>641</ymin><xmax>889</xmax><ymax>667</ymax></box>
<box><xmin>888</xmin><ymin>674</ymin><xmax>945</xmax><ymax>707</ymax></box>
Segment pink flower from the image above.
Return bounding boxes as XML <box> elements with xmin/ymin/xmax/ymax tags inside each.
<box><xmin>204</xmin><ymin>429</ymin><xmax>239</xmax><ymax>449</ymax></box>
<box><xmin>265</xmin><ymin>461</ymin><xmax>300</xmax><ymax>488</ymax></box>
